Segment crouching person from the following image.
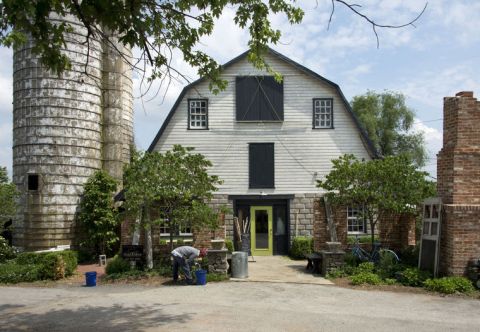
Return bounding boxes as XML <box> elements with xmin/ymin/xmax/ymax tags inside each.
<box><xmin>171</xmin><ymin>246</ymin><xmax>207</xmax><ymax>285</ymax></box>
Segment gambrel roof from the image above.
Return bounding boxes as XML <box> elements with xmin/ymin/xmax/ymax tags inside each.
<box><xmin>148</xmin><ymin>47</ymin><xmax>377</xmax><ymax>157</ymax></box>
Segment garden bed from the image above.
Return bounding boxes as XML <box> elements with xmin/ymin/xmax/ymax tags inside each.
<box><xmin>330</xmin><ymin>277</ymin><xmax>480</xmax><ymax>299</ymax></box>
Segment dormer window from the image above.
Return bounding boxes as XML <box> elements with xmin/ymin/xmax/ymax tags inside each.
<box><xmin>188</xmin><ymin>99</ymin><xmax>208</xmax><ymax>130</ymax></box>
<box><xmin>313</xmin><ymin>98</ymin><xmax>333</xmax><ymax>129</ymax></box>
<box><xmin>236</xmin><ymin>76</ymin><xmax>283</xmax><ymax>121</ymax></box>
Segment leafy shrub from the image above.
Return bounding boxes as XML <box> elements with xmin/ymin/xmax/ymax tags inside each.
<box><xmin>424</xmin><ymin>277</ymin><xmax>474</xmax><ymax>294</ymax></box>
<box><xmin>57</xmin><ymin>251</ymin><xmax>78</xmax><ymax>276</ymax></box>
<box><xmin>104</xmin><ymin>270</ymin><xmax>149</xmax><ymax>281</ymax></box>
<box><xmin>40</xmin><ymin>253</ymin><xmax>65</xmax><ymax>280</ymax></box>
<box><xmin>344</xmin><ymin>252</ymin><xmax>360</xmax><ymax>267</ymax></box>
<box><xmin>0</xmin><ymin>262</ymin><xmax>42</xmax><ymax>283</ymax></box>
<box><xmin>225</xmin><ymin>239</ymin><xmax>234</xmax><ymax>253</ymax></box>
<box><xmin>77</xmin><ymin>248</ymin><xmax>95</xmax><ymax>264</ymax></box>
<box><xmin>347</xmin><ymin>235</ymin><xmax>378</xmax><ymax>244</ymax></box>
<box><xmin>398</xmin><ymin>245</ymin><xmax>419</xmax><ymax>267</ymax></box>
<box><xmin>0</xmin><ymin>236</ymin><xmax>16</xmax><ymax>263</ymax></box>
<box><xmin>398</xmin><ymin>268</ymin><xmax>431</xmax><ymax>287</ymax></box>
<box><xmin>106</xmin><ymin>255</ymin><xmax>131</xmax><ymax>275</ymax></box>
<box><xmin>154</xmin><ymin>260</ymin><xmax>173</xmax><ymax>277</ymax></box>
<box><xmin>14</xmin><ymin>251</ymin><xmax>78</xmax><ymax>280</ymax></box>
<box><xmin>176</xmin><ymin>238</ymin><xmax>185</xmax><ymax>245</ymax></box>
<box><xmin>289</xmin><ymin>236</ymin><xmax>313</xmax><ymax>259</ymax></box>
<box><xmin>376</xmin><ymin>251</ymin><xmax>401</xmax><ymax>279</ymax></box>
<box><xmin>350</xmin><ymin>271</ymin><xmax>382</xmax><ymax>285</ymax></box>
<box><xmin>384</xmin><ymin>278</ymin><xmax>397</xmax><ymax>285</ymax></box>
<box><xmin>16</xmin><ymin>251</ymin><xmax>77</xmax><ymax>277</ymax></box>
<box><xmin>15</xmin><ymin>252</ymin><xmax>40</xmax><ymax>265</ymax></box>
<box><xmin>326</xmin><ymin>268</ymin><xmax>348</xmax><ymax>279</ymax></box>
<box><xmin>206</xmin><ymin>273</ymin><xmax>228</xmax><ymax>282</ymax></box>
<box><xmin>200</xmin><ymin>256</ymin><xmax>209</xmax><ymax>270</ymax></box>
<box><xmin>356</xmin><ymin>262</ymin><xmax>375</xmax><ymax>273</ymax></box>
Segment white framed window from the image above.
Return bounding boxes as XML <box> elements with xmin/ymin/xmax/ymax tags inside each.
<box><xmin>347</xmin><ymin>206</ymin><xmax>366</xmax><ymax>234</ymax></box>
<box><xmin>179</xmin><ymin>223</ymin><xmax>192</xmax><ymax>236</ymax></box>
<box><xmin>188</xmin><ymin>99</ymin><xmax>208</xmax><ymax>129</ymax></box>
<box><xmin>159</xmin><ymin>223</ymin><xmax>170</xmax><ymax>236</ymax></box>
<box><xmin>313</xmin><ymin>98</ymin><xmax>333</xmax><ymax>129</ymax></box>
<box><xmin>160</xmin><ymin>221</ymin><xmax>192</xmax><ymax>237</ymax></box>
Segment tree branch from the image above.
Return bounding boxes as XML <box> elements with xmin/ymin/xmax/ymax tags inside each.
<box><xmin>331</xmin><ymin>0</ymin><xmax>428</xmax><ymax>48</ymax></box>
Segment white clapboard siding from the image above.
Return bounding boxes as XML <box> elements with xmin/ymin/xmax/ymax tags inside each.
<box><xmin>152</xmin><ymin>52</ymin><xmax>372</xmax><ymax>194</ymax></box>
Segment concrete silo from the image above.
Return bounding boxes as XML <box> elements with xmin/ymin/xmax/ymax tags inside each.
<box><xmin>12</xmin><ymin>15</ymin><xmax>133</xmax><ymax>251</ymax></box>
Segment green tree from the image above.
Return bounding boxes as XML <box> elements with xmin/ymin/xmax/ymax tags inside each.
<box><xmin>0</xmin><ymin>1</ymin><xmax>426</xmax><ymax>92</ymax></box>
<box><xmin>0</xmin><ymin>0</ymin><xmax>304</xmax><ymax>91</ymax></box>
<box><xmin>0</xmin><ymin>166</ymin><xmax>8</xmax><ymax>184</ymax></box>
<box><xmin>317</xmin><ymin>154</ymin><xmax>435</xmax><ymax>246</ymax></box>
<box><xmin>78</xmin><ymin>170</ymin><xmax>119</xmax><ymax>256</ymax></box>
<box><xmin>0</xmin><ymin>166</ymin><xmax>18</xmax><ymax>226</ymax></box>
<box><xmin>351</xmin><ymin>91</ymin><xmax>427</xmax><ymax>167</ymax></box>
<box><xmin>123</xmin><ymin>145</ymin><xmax>222</xmax><ymax>268</ymax></box>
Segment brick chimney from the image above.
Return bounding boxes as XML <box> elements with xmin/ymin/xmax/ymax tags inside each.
<box><xmin>437</xmin><ymin>91</ymin><xmax>480</xmax><ymax>276</ymax></box>
<box><xmin>437</xmin><ymin>91</ymin><xmax>480</xmax><ymax>204</ymax></box>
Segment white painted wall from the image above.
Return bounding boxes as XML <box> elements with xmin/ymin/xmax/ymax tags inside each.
<box><xmin>152</xmin><ymin>53</ymin><xmax>372</xmax><ymax>195</ymax></box>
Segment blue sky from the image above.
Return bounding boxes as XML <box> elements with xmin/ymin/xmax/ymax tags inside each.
<box><xmin>1</xmin><ymin>0</ymin><xmax>479</xmax><ymax>179</ymax></box>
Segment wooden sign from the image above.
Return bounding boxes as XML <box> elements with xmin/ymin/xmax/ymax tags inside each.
<box><xmin>122</xmin><ymin>245</ymin><xmax>144</xmax><ymax>262</ymax></box>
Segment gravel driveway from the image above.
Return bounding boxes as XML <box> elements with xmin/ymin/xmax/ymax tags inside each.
<box><xmin>1</xmin><ymin>282</ymin><xmax>478</xmax><ymax>332</ymax></box>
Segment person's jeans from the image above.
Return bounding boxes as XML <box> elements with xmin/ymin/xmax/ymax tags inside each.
<box><xmin>172</xmin><ymin>255</ymin><xmax>193</xmax><ymax>284</ymax></box>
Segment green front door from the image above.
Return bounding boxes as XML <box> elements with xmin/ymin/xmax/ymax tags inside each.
<box><xmin>250</xmin><ymin>206</ymin><xmax>273</xmax><ymax>256</ymax></box>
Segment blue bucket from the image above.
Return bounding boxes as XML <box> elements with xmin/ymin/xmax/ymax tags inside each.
<box><xmin>85</xmin><ymin>271</ymin><xmax>97</xmax><ymax>287</ymax></box>
<box><xmin>195</xmin><ymin>269</ymin><xmax>207</xmax><ymax>286</ymax></box>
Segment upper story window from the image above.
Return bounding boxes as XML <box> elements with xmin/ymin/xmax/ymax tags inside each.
<box><xmin>188</xmin><ymin>99</ymin><xmax>208</xmax><ymax>130</ymax></box>
<box><xmin>236</xmin><ymin>76</ymin><xmax>283</xmax><ymax>122</ymax></box>
<box><xmin>347</xmin><ymin>206</ymin><xmax>367</xmax><ymax>234</ymax></box>
<box><xmin>313</xmin><ymin>98</ymin><xmax>333</xmax><ymax>129</ymax></box>
<box><xmin>249</xmin><ymin>143</ymin><xmax>275</xmax><ymax>189</ymax></box>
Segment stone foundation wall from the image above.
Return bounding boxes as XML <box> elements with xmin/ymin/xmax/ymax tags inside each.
<box><xmin>289</xmin><ymin>194</ymin><xmax>320</xmax><ymax>239</ymax></box>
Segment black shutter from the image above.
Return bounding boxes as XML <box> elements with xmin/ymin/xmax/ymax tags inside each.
<box><xmin>260</xmin><ymin>76</ymin><xmax>283</xmax><ymax>121</ymax></box>
<box><xmin>236</xmin><ymin>76</ymin><xmax>283</xmax><ymax>121</ymax></box>
<box><xmin>236</xmin><ymin>77</ymin><xmax>260</xmax><ymax>121</ymax></box>
<box><xmin>249</xmin><ymin>143</ymin><xmax>274</xmax><ymax>188</ymax></box>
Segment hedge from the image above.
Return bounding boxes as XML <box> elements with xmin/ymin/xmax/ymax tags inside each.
<box><xmin>0</xmin><ymin>262</ymin><xmax>42</xmax><ymax>283</ymax></box>
<box><xmin>289</xmin><ymin>236</ymin><xmax>313</xmax><ymax>259</ymax></box>
<box><xmin>0</xmin><ymin>250</ymin><xmax>78</xmax><ymax>283</ymax></box>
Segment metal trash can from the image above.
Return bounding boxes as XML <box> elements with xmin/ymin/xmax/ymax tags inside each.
<box><xmin>231</xmin><ymin>251</ymin><xmax>248</xmax><ymax>278</ymax></box>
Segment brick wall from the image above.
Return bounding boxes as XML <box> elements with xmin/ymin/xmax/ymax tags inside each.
<box><xmin>120</xmin><ymin>194</ymin><xmax>234</xmax><ymax>263</ymax></box>
<box><xmin>437</xmin><ymin>91</ymin><xmax>480</xmax><ymax>276</ymax></box>
<box><xmin>378</xmin><ymin>213</ymin><xmax>416</xmax><ymax>251</ymax></box>
<box><xmin>313</xmin><ymin>198</ymin><xmax>415</xmax><ymax>252</ymax></box>
<box><xmin>313</xmin><ymin>199</ymin><xmax>347</xmax><ymax>251</ymax></box>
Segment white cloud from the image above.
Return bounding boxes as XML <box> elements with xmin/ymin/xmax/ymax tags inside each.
<box><xmin>398</xmin><ymin>65</ymin><xmax>480</xmax><ymax>109</ymax></box>
<box><xmin>412</xmin><ymin>118</ymin><xmax>443</xmax><ymax>178</ymax></box>
<box><xmin>443</xmin><ymin>2</ymin><xmax>480</xmax><ymax>44</ymax></box>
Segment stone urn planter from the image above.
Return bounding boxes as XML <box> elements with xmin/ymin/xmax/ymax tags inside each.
<box><xmin>326</xmin><ymin>241</ymin><xmax>342</xmax><ymax>252</ymax></box>
<box><xmin>211</xmin><ymin>239</ymin><xmax>225</xmax><ymax>250</ymax></box>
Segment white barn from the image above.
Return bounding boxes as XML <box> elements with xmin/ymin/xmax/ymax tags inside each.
<box><xmin>149</xmin><ymin>48</ymin><xmax>375</xmax><ymax>255</ymax></box>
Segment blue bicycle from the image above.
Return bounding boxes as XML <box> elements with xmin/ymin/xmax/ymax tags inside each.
<box><xmin>351</xmin><ymin>236</ymin><xmax>400</xmax><ymax>264</ymax></box>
